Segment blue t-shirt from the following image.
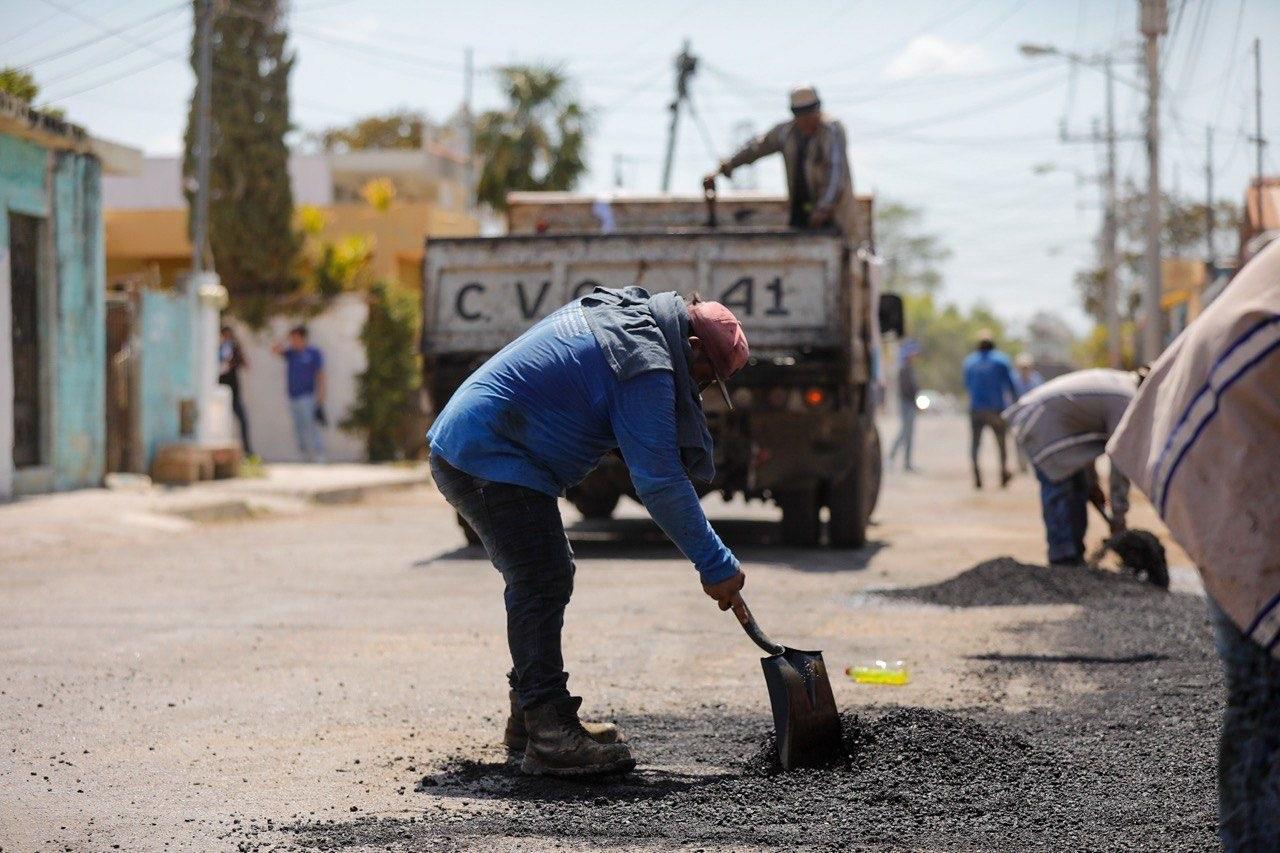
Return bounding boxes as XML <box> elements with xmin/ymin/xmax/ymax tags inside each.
<box><xmin>428</xmin><ymin>303</ymin><xmax>739</xmax><ymax>585</ymax></box>
<box><xmin>283</xmin><ymin>346</ymin><xmax>323</xmax><ymax>398</ymax></box>
<box><xmin>962</xmin><ymin>349</ymin><xmax>1017</xmax><ymax>412</ymax></box>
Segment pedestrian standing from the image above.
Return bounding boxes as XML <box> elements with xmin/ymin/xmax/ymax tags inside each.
<box><xmin>1003</xmin><ymin>368</ymin><xmax>1137</xmax><ymax>566</ymax></box>
<box><xmin>218</xmin><ymin>325</ymin><xmax>252</xmax><ymax>456</ymax></box>
<box><xmin>962</xmin><ymin>330</ymin><xmax>1018</xmax><ymax>489</ymax></box>
<box><xmin>1108</xmin><ymin>239</ymin><xmax>1280</xmax><ymax>851</ymax></box>
<box><xmin>887</xmin><ymin>338</ymin><xmax>921</xmax><ymax>472</ymax></box>
<box><xmin>1012</xmin><ymin>352</ymin><xmax>1044</xmax><ymax>473</ymax></box>
<box><xmin>428</xmin><ymin>287</ymin><xmax>750</xmax><ymax>779</ymax></box>
<box><xmin>272</xmin><ymin>326</ymin><xmax>326</xmax><ymax>463</ymax></box>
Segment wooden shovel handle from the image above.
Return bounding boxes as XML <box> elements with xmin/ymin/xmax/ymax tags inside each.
<box><xmin>737</xmin><ymin>597</ymin><xmax>785</xmax><ymax>655</ymax></box>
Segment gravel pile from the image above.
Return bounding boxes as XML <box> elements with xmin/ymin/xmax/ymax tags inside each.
<box><xmin>879</xmin><ymin>555</ymin><xmax>1159</xmax><ymax>607</ymax></box>
<box><xmin>269</xmin><ymin>560</ymin><xmax>1219</xmax><ymax>852</ymax></box>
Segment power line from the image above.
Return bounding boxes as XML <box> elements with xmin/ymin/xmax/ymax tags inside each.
<box><xmin>16</xmin><ymin>0</ymin><xmax>187</xmax><ymax>68</ymax></box>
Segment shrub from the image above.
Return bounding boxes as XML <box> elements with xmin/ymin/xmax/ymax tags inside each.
<box><xmin>343</xmin><ymin>281</ymin><xmax>420</xmax><ymax>461</ymax></box>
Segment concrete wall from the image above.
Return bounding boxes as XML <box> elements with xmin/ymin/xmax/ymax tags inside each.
<box><xmin>2</xmin><ymin>135</ymin><xmax>108</xmax><ymax>497</ymax></box>
<box><xmin>137</xmin><ymin>287</ymin><xmax>198</xmax><ymax>466</ymax></box>
<box><xmin>51</xmin><ymin>150</ymin><xmax>106</xmax><ymax>491</ymax></box>
<box><xmin>230</xmin><ymin>295</ymin><xmax>368</xmax><ymax>463</ymax></box>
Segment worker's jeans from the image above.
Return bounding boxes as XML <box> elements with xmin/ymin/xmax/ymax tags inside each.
<box><xmin>1211</xmin><ymin>598</ymin><xmax>1280</xmax><ymax>851</ymax></box>
<box><xmin>429</xmin><ymin>454</ymin><xmax>574</xmax><ymax>711</ymax></box>
<box><xmin>969</xmin><ymin>409</ymin><xmax>1009</xmax><ymax>479</ymax></box>
<box><xmin>888</xmin><ymin>403</ymin><xmax>917</xmax><ymax>470</ymax></box>
<box><xmin>1034</xmin><ymin>466</ymin><xmax>1088</xmax><ymax>564</ymax></box>
<box><xmin>288</xmin><ymin>394</ymin><xmax>325</xmax><ymax>463</ymax></box>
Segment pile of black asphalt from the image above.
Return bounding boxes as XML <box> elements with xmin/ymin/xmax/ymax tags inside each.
<box><xmin>251</xmin><ymin>557</ymin><xmax>1219</xmax><ymax>852</ymax></box>
<box><xmin>877</xmin><ymin>555</ymin><xmax>1160</xmax><ymax>607</ymax></box>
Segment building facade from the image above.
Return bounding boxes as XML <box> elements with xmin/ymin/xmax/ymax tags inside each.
<box><xmin>1</xmin><ymin>93</ymin><xmax>142</xmax><ymax>499</ymax></box>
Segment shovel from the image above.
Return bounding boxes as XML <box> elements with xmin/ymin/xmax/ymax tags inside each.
<box><xmin>735</xmin><ymin>597</ymin><xmax>843</xmax><ymax>770</ymax></box>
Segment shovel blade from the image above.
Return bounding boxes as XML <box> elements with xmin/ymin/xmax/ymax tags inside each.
<box><xmin>760</xmin><ymin>647</ymin><xmax>842</xmax><ymax>770</ymax></box>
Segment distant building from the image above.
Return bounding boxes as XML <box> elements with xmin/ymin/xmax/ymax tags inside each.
<box><xmin>1</xmin><ymin>92</ymin><xmax>142</xmax><ymax>499</ymax></box>
<box><xmin>103</xmin><ymin>142</ymin><xmax>478</xmax><ymax>291</ymax></box>
<box><xmin>1240</xmin><ymin>176</ymin><xmax>1280</xmax><ymax>264</ymax></box>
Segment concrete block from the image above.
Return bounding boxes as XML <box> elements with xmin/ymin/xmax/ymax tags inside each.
<box><xmin>150</xmin><ymin>444</ymin><xmax>213</xmax><ymax>485</ymax></box>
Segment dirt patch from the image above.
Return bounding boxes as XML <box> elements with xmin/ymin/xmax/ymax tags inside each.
<box><xmin>879</xmin><ymin>555</ymin><xmax>1160</xmax><ymax>607</ymax></box>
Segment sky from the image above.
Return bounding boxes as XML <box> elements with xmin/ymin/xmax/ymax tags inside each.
<box><xmin>3</xmin><ymin>0</ymin><xmax>1278</xmax><ymax>333</ymax></box>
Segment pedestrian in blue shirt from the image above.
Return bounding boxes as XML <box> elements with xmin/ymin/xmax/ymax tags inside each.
<box><xmin>272</xmin><ymin>326</ymin><xmax>326</xmax><ymax>463</ymax></box>
<box><xmin>427</xmin><ymin>287</ymin><xmax>749</xmax><ymax>779</ymax></box>
<box><xmin>962</xmin><ymin>329</ymin><xmax>1017</xmax><ymax>489</ymax></box>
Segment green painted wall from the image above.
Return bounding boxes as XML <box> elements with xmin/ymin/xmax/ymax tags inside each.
<box><xmin>51</xmin><ymin>150</ymin><xmax>106</xmax><ymax>491</ymax></box>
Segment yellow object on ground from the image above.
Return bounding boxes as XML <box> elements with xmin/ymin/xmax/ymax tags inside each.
<box><xmin>846</xmin><ymin>661</ymin><xmax>910</xmax><ymax>685</ymax></box>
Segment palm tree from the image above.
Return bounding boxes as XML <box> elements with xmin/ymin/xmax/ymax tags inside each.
<box><xmin>474</xmin><ymin>65</ymin><xmax>589</xmax><ymax>210</ymax></box>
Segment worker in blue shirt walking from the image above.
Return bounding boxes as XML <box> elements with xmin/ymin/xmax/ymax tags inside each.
<box><xmin>427</xmin><ymin>287</ymin><xmax>749</xmax><ymax>779</ymax></box>
<box><xmin>962</xmin><ymin>329</ymin><xmax>1018</xmax><ymax>489</ymax></box>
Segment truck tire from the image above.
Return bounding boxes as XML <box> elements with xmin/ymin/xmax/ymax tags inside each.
<box><xmin>864</xmin><ymin>421</ymin><xmax>883</xmax><ymax>520</ymax></box>
<box><xmin>457</xmin><ymin>513</ymin><xmax>482</xmax><ymax>547</ymax></box>
<box><xmin>777</xmin><ymin>486</ymin><xmax>822</xmax><ymax>548</ymax></box>
<box><xmin>571</xmin><ymin>491</ymin><xmax>621</xmax><ymax>520</ymax></box>
<box><xmin>829</xmin><ymin>419</ymin><xmax>877</xmax><ymax>549</ymax></box>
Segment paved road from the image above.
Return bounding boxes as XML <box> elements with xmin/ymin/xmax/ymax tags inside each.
<box><xmin>0</xmin><ymin>415</ymin><xmax>1191</xmax><ymax>851</ymax></box>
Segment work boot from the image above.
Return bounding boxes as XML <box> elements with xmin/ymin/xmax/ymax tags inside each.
<box><xmin>520</xmin><ymin>697</ymin><xmax>636</xmax><ymax>778</ymax></box>
<box><xmin>504</xmin><ymin>690</ymin><xmax>623</xmax><ymax>752</ymax></box>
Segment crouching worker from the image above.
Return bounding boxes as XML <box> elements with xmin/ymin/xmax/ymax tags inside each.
<box><xmin>1108</xmin><ymin>239</ymin><xmax>1280</xmax><ymax>850</ymax></box>
<box><xmin>427</xmin><ymin>287</ymin><xmax>750</xmax><ymax>778</ymax></box>
<box><xmin>1002</xmin><ymin>368</ymin><xmax>1142</xmax><ymax>566</ymax></box>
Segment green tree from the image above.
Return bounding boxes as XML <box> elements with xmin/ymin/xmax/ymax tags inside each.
<box><xmin>475</xmin><ymin>65</ymin><xmax>589</xmax><ymax>210</ymax></box>
<box><xmin>903</xmin><ymin>293</ymin><xmax>1021</xmax><ymax>395</ymax></box>
<box><xmin>875</xmin><ymin>201</ymin><xmax>951</xmax><ymax>294</ymax></box>
<box><xmin>314</xmin><ymin>109</ymin><xmax>426</xmax><ymax>152</ymax></box>
<box><xmin>0</xmin><ymin>66</ymin><xmax>66</xmax><ymax>118</ymax></box>
<box><xmin>0</xmin><ymin>67</ymin><xmax>39</xmax><ymax>102</ymax></box>
<box><xmin>183</xmin><ymin>0</ymin><xmax>298</xmax><ymax>318</ymax></box>
<box><xmin>1074</xmin><ymin>182</ymin><xmax>1240</xmax><ymax>324</ymax></box>
<box><xmin>343</xmin><ymin>281</ymin><xmax>420</xmax><ymax>461</ymax></box>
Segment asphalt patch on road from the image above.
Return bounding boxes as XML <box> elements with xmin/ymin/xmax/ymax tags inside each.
<box><xmin>878</xmin><ymin>555</ymin><xmax>1160</xmax><ymax>607</ymax></box>
<box><xmin>263</xmin><ymin>560</ymin><xmax>1219</xmax><ymax>851</ymax></box>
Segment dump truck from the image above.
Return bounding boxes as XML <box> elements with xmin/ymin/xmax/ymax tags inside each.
<box><xmin>421</xmin><ymin>191</ymin><xmax>902</xmax><ymax>547</ymax></box>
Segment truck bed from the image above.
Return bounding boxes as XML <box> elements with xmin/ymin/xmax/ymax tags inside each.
<box><xmin>422</xmin><ymin>229</ymin><xmax>849</xmax><ymax>354</ymax></box>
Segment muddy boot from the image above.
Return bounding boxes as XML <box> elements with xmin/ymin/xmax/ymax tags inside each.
<box><xmin>503</xmin><ymin>690</ymin><xmax>623</xmax><ymax>752</ymax></box>
<box><xmin>520</xmin><ymin>697</ymin><xmax>635</xmax><ymax>778</ymax></box>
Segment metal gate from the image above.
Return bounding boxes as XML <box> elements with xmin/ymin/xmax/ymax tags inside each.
<box><xmin>9</xmin><ymin>212</ymin><xmax>42</xmax><ymax>468</ymax></box>
<box><xmin>105</xmin><ymin>291</ymin><xmax>139</xmax><ymax>473</ymax></box>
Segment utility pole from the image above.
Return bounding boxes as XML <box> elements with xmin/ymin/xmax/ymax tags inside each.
<box><xmin>191</xmin><ymin>0</ymin><xmax>214</xmax><ymax>274</ymax></box>
<box><xmin>1140</xmin><ymin>0</ymin><xmax>1167</xmax><ymax>361</ymax></box>
<box><xmin>660</xmin><ymin>40</ymin><xmax>697</xmax><ymax>193</ymax></box>
<box><xmin>1249</xmin><ymin>38</ymin><xmax>1267</xmax><ymax>228</ymax></box>
<box><xmin>1102</xmin><ymin>58</ymin><xmax>1121</xmax><ymax>369</ymax></box>
<box><xmin>464</xmin><ymin>46</ymin><xmax>475</xmax><ymax>211</ymax></box>
<box><xmin>1056</xmin><ymin>57</ymin><xmax>1127</xmax><ymax>368</ymax></box>
<box><xmin>613</xmin><ymin>153</ymin><xmax>625</xmax><ymax>189</ymax></box>
<box><xmin>1205</xmin><ymin>125</ymin><xmax>1215</xmax><ymax>264</ymax></box>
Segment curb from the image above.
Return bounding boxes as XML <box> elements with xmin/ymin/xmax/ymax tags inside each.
<box><xmin>160</xmin><ymin>471</ymin><xmax>431</xmax><ymax>522</ymax></box>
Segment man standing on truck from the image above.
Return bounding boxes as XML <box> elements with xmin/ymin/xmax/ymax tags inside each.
<box><xmin>963</xmin><ymin>330</ymin><xmax>1018</xmax><ymax>489</ymax></box>
<box><xmin>427</xmin><ymin>287</ymin><xmax>749</xmax><ymax>779</ymax></box>
<box><xmin>702</xmin><ymin>85</ymin><xmax>856</xmax><ymax>236</ymax></box>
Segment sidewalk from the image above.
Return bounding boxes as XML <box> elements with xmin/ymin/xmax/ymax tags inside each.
<box><xmin>0</xmin><ymin>463</ymin><xmax>430</xmax><ymax>560</ymax></box>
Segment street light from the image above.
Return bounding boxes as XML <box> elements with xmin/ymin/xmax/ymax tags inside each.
<box><xmin>1021</xmin><ymin>42</ymin><xmax>1123</xmax><ymax>369</ymax></box>
<box><xmin>1018</xmin><ymin>43</ymin><xmax>1059</xmax><ymax>59</ymax></box>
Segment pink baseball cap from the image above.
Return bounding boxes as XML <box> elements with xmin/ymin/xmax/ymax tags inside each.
<box><xmin>687</xmin><ymin>301</ymin><xmax>749</xmax><ymax>407</ymax></box>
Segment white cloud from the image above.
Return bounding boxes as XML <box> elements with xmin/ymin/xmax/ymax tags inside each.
<box><xmin>881</xmin><ymin>36</ymin><xmax>993</xmax><ymax>80</ymax></box>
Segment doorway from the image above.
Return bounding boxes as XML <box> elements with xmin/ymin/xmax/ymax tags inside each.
<box><xmin>105</xmin><ymin>290</ymin><xmax>140</xmax><ymax>473</ymax></box>
<box><xmin>9</xmin><ymin>212</ymin><xmax>43</xmax><ymax>468</ymax></box>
